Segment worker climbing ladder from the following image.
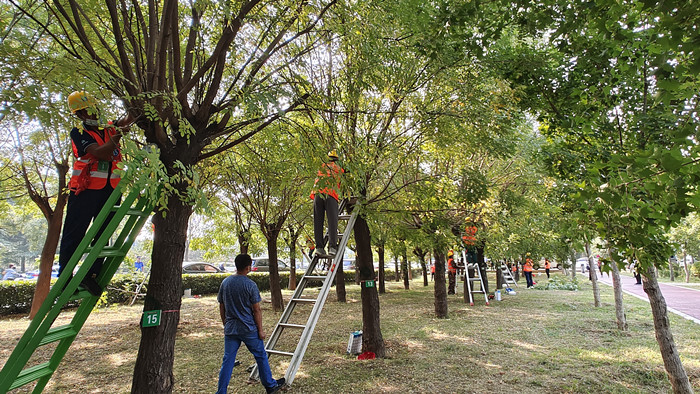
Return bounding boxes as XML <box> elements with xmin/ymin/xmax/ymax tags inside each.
<box><xmin>0</xmin><ymin>186</ymin><xmax>153</xmax><ymax>393</ymax></box>
<box><xmin>249</xmin><ymin>199</ymin><xmax>357</xmax><ymax>387</ymax></box>
<box><xmin>500</xmin><ymin>262</ymin><xmax>518</xmax><ymax>287</ymax></box>
<box><xmin>462</xmin><ymin>250</ymin><xmax>489</xmax><ymax>306</ymax></box>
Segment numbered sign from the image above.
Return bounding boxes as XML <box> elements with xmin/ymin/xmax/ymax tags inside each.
<box><xmin>364</xmin><ymin>280</ymin><xmax>375</xmax><ymax>288</ymax></box>
<box><xmin>142</xmin><ymin>310</ymin><xmax>162</xmax><ymax>327</ymax></box>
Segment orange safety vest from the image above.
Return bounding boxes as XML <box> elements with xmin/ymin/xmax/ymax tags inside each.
<box><xmin>310</xmin><ymin>161</ymin><xmax>344</xmax><ymax>201</ymax></box>
<box><xmin>430</xmin><ymin>265</ymin><xmax>435</xmax><ymax>273</ymax></box>
<box><xmin>511</xmin><ymin>264</ymin><xmax>517</xmax><ymax>272</ymax></box>
<box><xmin>447</xmin><ymin>257</ymin><xmax>456</xmax><ymax>273</ymax></box>
<box><xmin>545</xmin><ymin>261</ymin><xmax>551</xmax><ymax>269</ymax></box>
<box><xmin>69</xmin><ymin>126</ymin><xmax>121</xmax><ymax>194</ymax></box>
<box><xmin>523</xmin><ymin>259</ymin><xmax>533</xmax><ymax>272</ymax></box>
<box><xmin>462</xmin><ymin>225</ymin><xmax>477</xmax><ymax>245</ymax></box>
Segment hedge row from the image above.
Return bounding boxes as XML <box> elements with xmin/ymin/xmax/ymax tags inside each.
<box><xmin>0</xmin><ymin>270</ymin><xmax>365</xmax><ymax>316</ymax></box>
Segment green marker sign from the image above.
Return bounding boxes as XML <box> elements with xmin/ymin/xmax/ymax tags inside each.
<box><xmin>142</xmin><ymin>310</ymin><xmax>161</xmax><ymax>327</ymax></box>
<box><xmin>364</xmin><ymin>280</ymin><xmax>375</xmax><ymax>288</ymax></box>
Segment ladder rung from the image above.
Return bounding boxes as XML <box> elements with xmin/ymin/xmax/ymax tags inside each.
<box><xmin>279</xmin><ymin>323</ymin><xmax>306</xmax><ymax>329</ymax></box>
<box><xmin>99</xmin><ymin>247</ymin><xmax>126</xmax><ymax>257</ymax></box>
<box><xmin>112</xmin><ymin>206</ymin><xmax>151</xmax><ymax>217</ymax></box>
<box><xmin>10</xmin><ymin>362</ymin><xmax>54</xmax><ymax>390</ymax></box>
<box><xmin>304</xmin><ymin>275</ymin><xmax>327</xmax><ymax>280</ymax></box>
<box><xmin>291</xmin><ymin>298</ymin><xmax>317</xmax><ymax>304</ymax></box>
<box><xmin>69</xmin><ymin>289</ymin><xmax>93</xmax><ymax>302</ymax></box>
<box><xmin>266</xmin><ymin>349</ymin><xmax>295</xmax><ymax>357</ymax></box>
<box><xmin>338</xmin><ymin>214</ymin><xmax>351</xmax><ymax>220</ymax></box>
<box><xmin>39</xmin><ymin>325</ymin><xmax>78</xmax><ymax>346</ymax></box>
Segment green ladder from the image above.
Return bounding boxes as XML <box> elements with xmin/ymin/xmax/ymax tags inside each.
<box><xmin>0</xmin><ymin>185</ymin><xmax>153</xmax><ymax>393</ymax></box>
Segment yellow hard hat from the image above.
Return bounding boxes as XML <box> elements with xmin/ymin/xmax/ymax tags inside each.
<box><xmin>67</xmin><ymin>91</ymin><xmax>97</xmax><ymax>114</ymax></box>
<box><xmin>327</xmin><ymin>149</ymin><xmax>339</xmax><ymax>160</ymax></box>
<box><xmin>448</xmin><ymin>249</ymin><xmax>454</xmax><ymax>257</ymax></box>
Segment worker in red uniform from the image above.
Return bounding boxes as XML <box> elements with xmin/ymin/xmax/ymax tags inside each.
<box><xmin>447</xmin><ymin>250</ymin><xmax>457</xmax><ymax>295</ymax></box>
<box><xmin>310</xmin><ymin>150</ymin><xmax>344</xmax><ymax>258</ymax></box>
<box><xmin>57</xmin><ymin>91</ymin><xmax>134</xmax><ymax>295</ymax></box>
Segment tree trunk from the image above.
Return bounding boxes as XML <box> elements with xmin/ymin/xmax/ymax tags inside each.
<box><xmin>394</xmin><ymin>256</ymin><xmax>400</xmax><ymax>281</ymax></box>
<box><xmin>30</xmin><ymin>212</ymin><xmax>65</xmax><ymax>319</ymax></box>
<box><xmin>682</xmin><ymin>249</ymin><xmax>690</xmax><ymax>283</ymax></box>
<box><xmin>265</xmin><ymin>226</ymin><xmax>284</xmax><ymax>312</ymax></box>
<box><xmin>401</xmin><ymin>251</ymin><xmax>409</xmax><ymax>290</ymax></box>
<box><xmin>585</xmin><ymin>242</ymin><xmax>601</xmax><ymax>307</ymax></box>
<box><xmin>288</xmin><ymin>233</ymin><xmax>297</xmax><ymax>291</ymax></box>
<box><xmin>377</xmin><ymin>244</ymin><xmax>386</xmax><ymax>294</ymax></box>
<box><xmin>477</xmin><ymin>245</ymin><xmax>488</xmax><ymax>294</ymax></box>
<box><xmin>238</xmin><ymin>228</ymin><xmax>250</xmax><ymax>254</ymax></box>
<box><xmin>608</xmin><ymin>249</ymin><xmax>627</xmax><ymax>331</ymax></box>
<box><xmin>131</xmin><ymin>196</ymin><xmax>192</xmax><ymax>393</ymax></box>
<box><xmin>433</xmin><ymin>249</ymin><xmax>448</xmax><ymax>318</ymax></box>
<box><xmin>669</xmin><ymin>258</ymin><xmax>675</xmax><ymax>282</ymax></box>
<box><xmin>642</xmin><ymin>269</ymin><xmax>693</xmax><ymax>393</ymax></box>
<box><xmin>353</xmin><ymin>214</ymin><xmax>385</xmax><ymax>357</ymax></box>
<box><xmin>336</xmin><ymin>262</ymin><xmax>347</xmax><ymax>303</ymax></box>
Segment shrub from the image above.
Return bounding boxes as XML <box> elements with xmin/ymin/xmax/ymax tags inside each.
<box><xmin>534</xmin><ymin>275</ymin><xmax>579</xmax><ymax>291</ymax></box>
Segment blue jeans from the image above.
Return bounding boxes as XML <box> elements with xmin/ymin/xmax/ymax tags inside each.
<box><xmin>217</xmin><ymin>332</ymin><xmax>275</xmax><ymax>394</ymax></box>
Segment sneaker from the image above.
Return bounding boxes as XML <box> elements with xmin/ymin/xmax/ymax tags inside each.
<box><xmin>80</xmin><ymin>276</ymin><xmax>103</xmax><ymax>296</ymax></box>
<box><xmin>315</xmin><ymin>248</ymin><xmax>328</xmax><ymax>257</ymax></box>
<box><xmin>328</xmin><ymin>247</ymin><xmax>337</xmax><ymax>257</ymax></box>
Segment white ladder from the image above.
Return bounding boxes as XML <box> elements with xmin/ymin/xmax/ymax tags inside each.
<box><xmin>249</xmin><ymin>200</ymin><xmax>357</xmax><ymax>386</ymax></box>
<box><xmin>500</xmin><ymin>263</ymin><xmax>518</xmax><ymax>287</ymax></box>
<box><xmin>462</xmin><ymin>250</ymin><xmax>489</xmax><ymax>306</ymax></box>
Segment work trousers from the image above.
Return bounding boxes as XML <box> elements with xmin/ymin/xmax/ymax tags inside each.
<box><xmin>448</xmin><ymin>271</ymin><xmax>456</xmax><ymax>294</ymax></box>
<box><xmin>58</xmin><ymin>187</ymin><xmax>119</xmax><ymax>278</ymax></box>
<box><xmin>313</xmin><ymin>194</ymin><xmax>338</xmax><ymax>250</ymax></box>
<box><xmin>524</xmin><ymin>271</ymin><xmax>534</xmax><ymax>288</ymax></box>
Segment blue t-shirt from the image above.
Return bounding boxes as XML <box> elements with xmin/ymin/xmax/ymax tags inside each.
<box><xmin>217</xmin><ymin>275</ymin><xmax>262</xmax><ymax>336</ymax></box>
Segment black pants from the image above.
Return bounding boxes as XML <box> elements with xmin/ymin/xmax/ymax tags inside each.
<box><xmin>313</xmin><ymin>194</ymin><xmax>338</xmax><ymax>250</ymax></box>
<box><xmin>545</xmin><ymin>268</ymin><xmax>550</xmax><ymax>278</ymax></box>
<box><xmin>58</xmin><ymin>187</ymin><xmax>119</xmax><ymax>278</ymax></box>
<box><xmin>448</xmin><ymin>271</ymin><xmax>456</xmax><ymax>294</ymax></box>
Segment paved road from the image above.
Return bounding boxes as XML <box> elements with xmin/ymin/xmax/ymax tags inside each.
<box><xmin>598</xmin><ymin>273</ymin><xmax>700</xmax><ymax>324</ymax></box>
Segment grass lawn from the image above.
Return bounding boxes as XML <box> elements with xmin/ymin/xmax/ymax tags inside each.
<box><xmin>0</xmin><ymin>273</ymin><xmax>699</xmax><ymax>393</ymax></box>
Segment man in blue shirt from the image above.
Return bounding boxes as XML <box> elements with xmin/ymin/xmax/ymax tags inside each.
<box><xmin>217</xmin><ymin>254</ymin><xmax>285</xmax><ymax>394</ymax></box>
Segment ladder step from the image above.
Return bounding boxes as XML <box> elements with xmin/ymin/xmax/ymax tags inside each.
<box><xmin>291</xmin><ymin>298</ymin><xmax>317</xmax><ymax>304</ymax></box>
<box><xmin>10</xmin><ymin>363</ymin><xmax>54</xmax><ymax>390</ymax></box>
<box><xmin>338</xmin><ymin>214</ymin><xmax>351</xmax><ymax>220</ymax></box>
<box><xmin>39</xmin><ymin>325</ymin><xmax>78</xmax><ymax>346</ymax></box>
<box><xmin>303</xmin><ymin>275</ymin><xmax>327</xmax><ymax>280</ymax></box>
<box><xmin>82</xmin><ymin>246</ymin><xmax>126</xmax><ymax>258</ymax></box>
<box><xmin>69</xmin><ymin>289</ymin><xmax>94</xmax><ymax>302</ymax></box>
<box><xmin>266</xmin><ymin>349</ymin><xmax>295</xmax><ymax>357</ymax></box>
<box><xmin>279</xmin><ymin>323</ymin><xmax>306</xmax><ymax>329</ymax></box>
<box><xmin>112</xmin><ymin>206</ymin><xmax>151</xmax><ymax>217</ymax></box>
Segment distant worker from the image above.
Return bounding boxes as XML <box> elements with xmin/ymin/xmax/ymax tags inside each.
<box><xmin>447</xmin><ymin>250</ymin><xmax>457</xmax><ymax>295</ymax></box>
<box><xmin>523</xmin><ymin>256</ymin><xmax>534</xmax><ymax>288</ymax></box>
<box><xmin>430</xmin><ymin>263</ymin><xmax>435</xmax><ymax>281</ymax></box>
<box><xmin>310</xmin><ymin>149</ymin><xmax>345</xmax><ymax>258</ymax></box>
<box><xmin>135</xmin><ymin>256</ymin><xmax>144</xmax><ymax>272</ymax></box>
<box><xmin>544</xmin><ymin>259</ymin><xmax>551</xmax><ymax>279</ymax></box>
<box><xmin>2</xmin><ymin>264</ymin><xmax>18</xmax><ymax>281</ymax></box>
<box><xmin>216</xmin><ymin>254</ymin><xmax>285</xmax><ymax>394</ymax></box>
<box><xmin>57</xmin><ymin>91</ymin><xmax>134</xmax><ymax>296</ymax></box>
<box><xmin>512</xmin><ymin>261</ymin><xmax>519</xmax><ymax>282</ymax></box>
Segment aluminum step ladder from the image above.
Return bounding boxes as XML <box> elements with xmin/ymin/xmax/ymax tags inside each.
<box><xmin>462</xmin><ymin>250</ymin><xmax>489</xmax><ymax>306</ymax></box>
<box><xmin>249</xmin><ymin>199</ymin><xmax>357</xmax><ymax>387</ymax></box>
<box><xmin>0</xmin><ymin>186</ymin><xmax>154</xmax><ymax>393</ymax></box>
<box><xmin>500</xmin><ymin>263</ymin><xmax>518</xmax><ymax>287</ymax></box>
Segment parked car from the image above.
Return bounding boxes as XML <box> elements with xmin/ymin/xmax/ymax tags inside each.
<box><xmin>343</xmin><ymin>259</ymin><xmax>355</xmax><ymax>270</ymax></box>
<box><xmin>182</xmin><ymin>262</ymin><xmax>223</xmax><ymax>274</ymax></box>
<box><xmin>23</xmin><ymin>266</ymin><xmax>60</xmax><ymax>280</ymax></box>
<box><xmin>252</xmin><ymin>258</ymin><xmax>289</xmax><ymax>272</ymax></box>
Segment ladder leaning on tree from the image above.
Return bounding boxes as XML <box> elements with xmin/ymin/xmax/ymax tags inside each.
<box><xmin>249</xmin><ymin>198</ymin><xmax>357</xmax><ymax>387</ymax></box>
<box><xmin>462</xmin><ymin>250</ymin><xmax>490</xmax><ymax>306</ymax></box>
<box><xmin>0</xmin><ymin>185</ymin><xmax>154</xmax><ymax>393</ymax></box>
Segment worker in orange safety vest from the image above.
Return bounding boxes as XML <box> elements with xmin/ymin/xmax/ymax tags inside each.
<box><xmin>447</xmin><ymin>250</ymin><xmax>457</xmax><ymax>295</ymax></box>
<box><xmin>523</xmin><ymin>256</ymin><xmax>535</xmax><ymax>288</ymax></box>
<box><xmin>310</xmin><ymin>149</ymin><xmax>345</xmax><ymax>258</ymax></box>
<box><xmin>544</xmin><ymin>259</ymin><xmax>551</xmax><ymax>278</ymax></box>
<box><xmin>57</xmin><ymin>91</ymin><xmax>134</xmax><ymax>296</ymax></box>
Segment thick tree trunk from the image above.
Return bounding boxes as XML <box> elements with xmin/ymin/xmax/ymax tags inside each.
<box><xmin>394</xmin><ymin>256</ymin><xmax>400</xmax><ymax>281</ymax></box>
<box><xmin>433</xmin><ymin>249</ymin><xmax>448</xmax><ymax>318</ymax></box>
<box><xmin>608</xmin><ymin>250</ymin><xmax>627</xmax><ymax>331</ymax></box>
<box><xmin>401</xmin><ymin>251</ymin><xmax>409</xmax><ymax>290</ymax></box>
<box><xmin>642</xmin><ymin>269</ymin><xmax>693</xmax><ymax>393</ymax></box>
<box><xmin>353</xmin><ymin>214</ymin><xmax>385</xmax><ymax>357</ymax></box>
<box><xmin>266</xmin><ymin>227</ymin><xmax>284</xmax><ymax>312</ymax></box>
<box><xmin>377</xmin><ymin>244</ymin><xmax>386</xmax><ymax>294</ymax></box>
<box><xmin>585</xmin><ymin>242</ymin><xmax>601</xmax><ymax>307</ymax></box>
<box><xmin>30</xmin><ymin>213</ymin><xmax>64</xmax><ymax>319</ymax></box>
<box><xmin>131</xmin><ymin>196</ymin><xmax>192</xmax><ymax>393</ymax></box>
<box><xmin>669</xmin><ymin>258</ymin><xmax>675</xmax><ymax>282</ymax></box>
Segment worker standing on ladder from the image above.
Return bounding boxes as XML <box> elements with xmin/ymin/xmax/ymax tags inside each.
<box><xmin>447</xmin><ymin>250</ymin><xmax>457</xmax><ymax>295</ymax></box>
<box><xmin>310</xmin><ymin>149</ymin><xmax>344</xmax><ymax>258</ymax></box>
<box><xmin>57</xmin><ymin>91</ymin><xmax>134</xmax><ymax>295</ymax></box>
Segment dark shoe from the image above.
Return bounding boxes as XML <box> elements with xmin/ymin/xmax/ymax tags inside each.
<box><xmin>266</xmin><ymin>378</ymin><xmax>286</xmax><ymax>393</ymax></box>
<box><xmin>80</xmin><ymin>276</ymin><xmax>103</xmax><ymax>296</ymax></box>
